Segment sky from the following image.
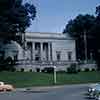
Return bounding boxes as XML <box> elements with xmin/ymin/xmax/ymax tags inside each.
<box><xmin>26</xmin><ymin>0</ymin><xmax>100</xmax><ymax>33</ymax></box>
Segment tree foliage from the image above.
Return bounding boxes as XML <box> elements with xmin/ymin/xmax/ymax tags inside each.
<box><xmin>96</xmin><ymin>5</ymin><xmax>100</xmax><ymax>16</ymax></box>
<box><xmin>63</xmin><ymin>14</ymin><xmax>95</xmax><ymax>37</ymax></box>
<box><xmin>63</xmin><ymin>5</ymin><xmax>100</xmax><ymax>70</ymax></box>
<box><xmin>0</xmin><ymin>0</ymin><xmax>36</xmax><ymax>40</ymax></box>
<box><xmin>63</xmin><ymin>14</ymin><xmax>95</xmax><ymax>60</ymax></box>
<box><xmin>93</xmin><ymin>5</ymin><xmax>100</xmax><ymax>69</ymax></box>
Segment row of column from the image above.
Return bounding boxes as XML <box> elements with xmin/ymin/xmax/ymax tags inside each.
<box><xmin>32</xmin><ymin>42</ymin><xmax>52</xmax><ymax>61</ymax></box>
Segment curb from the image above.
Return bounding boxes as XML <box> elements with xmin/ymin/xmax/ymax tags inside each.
<box><xmin>16</xmin><ymin>83</ymin><xmax>90</xmax><ymax>92</ymax></box>
<box><xmin>16</xmin><ymin>86</ymin><xmax>61</xmax><ymax>92</ymax></box>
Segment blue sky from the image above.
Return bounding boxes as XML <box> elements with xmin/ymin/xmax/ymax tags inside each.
<box><xmin>26</xmin><ymin>0</ymin><xmax>100</xmax><ymax>33</ymax></box>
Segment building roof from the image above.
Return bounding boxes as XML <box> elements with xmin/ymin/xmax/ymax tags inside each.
<box><xmin>25</xmin><ymin>32</ymin><xmax>73</xmax><ymax>40</ymax></box>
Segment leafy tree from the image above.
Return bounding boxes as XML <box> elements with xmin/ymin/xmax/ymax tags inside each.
<box><xmin>0</xmin><ymin>0</ymin><xmax>36</xmax><ymax>43</ymax></box>
<box><xmin>63</xmin><ymin>14</ymin><xmax>95</xmax><ymax>60</ymax></box>
<box><xmin>0</xmin><ymin>0</ymin><xmax>36</xmax><ymax>71</ymax></box>
<box><xmin>91</xmin><ymin>5</ymin><xmax>100</xmax><ymax>70</ymax></box>
<box><xmin>96</xmin><ymin>5</ymin><xmax>100</xmax><ymax>16</ymax></box>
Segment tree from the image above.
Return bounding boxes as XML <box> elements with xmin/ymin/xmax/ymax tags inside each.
<box><xmin>0</xmin><ymin>0</ymin><xmax>36</xmax><ymax>71</ymax></box>
<box><xmin>91</xmin><ymin>5</ymin><xmax>100</xmax><ymax>70</ymax></box>
<box><xmin>96</xmin><ymin>5</ymin><xmax>100</xmax><ymax>16</ymax></box>
<box><xmin>0</xmin><ymin>0</ymin><xmax>36</xmax><ymax>42</ymax></box>
<box><xmin>63</xmin><ymin>14</ymin><xmax>95</xmax><ymax>61</ymax></box>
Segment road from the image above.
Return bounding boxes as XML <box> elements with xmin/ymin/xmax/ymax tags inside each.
<box><xmin>0</xmin><ymin>84</ymin><xmax>89</xmax><ymax>100</ymax></box>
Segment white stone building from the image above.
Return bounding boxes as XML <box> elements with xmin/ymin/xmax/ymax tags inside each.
<box><xmin>0</xmin><ymin>32</ymin><xmax>77</xmax><ymax>71</ymax></box>
<box><xmin>15</xmin><ymin>32</ymin><xmax>76</xmax><ymax>71</ymax></box>
<box><xmin>25</xmin><ymin>32</ymin><xmax>76</xmax><ymax>61</ymax></box>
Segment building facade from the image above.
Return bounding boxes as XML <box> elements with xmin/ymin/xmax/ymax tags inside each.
<box><xmin>15</xmin><ymin>32</ymin><xmax>76</xmax><ymax>71</ymax></box>
<box><xmin>0</xmin><ymin>32</ymin><xmax>77</xmax><ymax>71</ymax></box>
<box><xmin>24</xmin><ymin>32</ymin><xmax>76</xmax><ymax>62</ymax></box>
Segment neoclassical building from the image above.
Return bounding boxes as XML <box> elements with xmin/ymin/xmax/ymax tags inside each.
<box><xmin>24</xmin><ymin>32</ymin><xmax>76</xmax><ymax>62</ymax></box>
<box><xmin>0</xmin><ymin>32</ymin><xmax>77</xmax><ymax>71</ymax></box>
<box><xmin>14</xmin><ymin>32</ymin><xmax>76</xmax><ymax>71</ymax></box>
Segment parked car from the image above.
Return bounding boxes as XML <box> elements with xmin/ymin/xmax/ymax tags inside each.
<box><xmin>93</xmin><ymin>86</ymin><xmax>100</xmax><ymax>100</ymax></box>
<box><xmin>94</xmin><ymin>89</ymin><xmax>100</xmax><ymax>100</ymax></box>
<box><xmin>87</xmin><ymin>83</ymin><xmax>100</xmax><ymax>99</ymax></box>
<box><xmin>0</xmin><ymin>81</ymin><xmax>15</xmax><ymax>92</ymax></box>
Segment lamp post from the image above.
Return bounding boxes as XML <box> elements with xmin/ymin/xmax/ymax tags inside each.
<box><xmin>53</xmin><ymin>66</ymin><xmax>56</xmax><ymax>84</ymax></box>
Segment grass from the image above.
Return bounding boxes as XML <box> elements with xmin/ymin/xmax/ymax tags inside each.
<box><xmin>0</xmin><ymin>71</ymin><xmax>100</xmax><ymax>88</ymax></box>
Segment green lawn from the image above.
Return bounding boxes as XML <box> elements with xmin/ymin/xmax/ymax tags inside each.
<box><xmin>0</xmin><ymin>71</ymin><xmax>100</xmax><ymax>88</ymax></box>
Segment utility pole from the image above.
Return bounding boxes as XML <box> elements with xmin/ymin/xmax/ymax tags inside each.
<box><xmin>84</xmin><ymin>31</ymin><xmax>88</xmax><ymax>63</ymax></box>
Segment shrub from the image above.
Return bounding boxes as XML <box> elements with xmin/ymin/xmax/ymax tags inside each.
<box><xmin>11</xmin><ymin>68</ymin><xmax>16</xmax><ymax>72</ymax></box>
<box><xmin>29</xmin><ymin>69</ymin><xmax>32</xmax><ymax>72</ymax></box>
<box><xmin>84</xmin><ymin>68</ymin><xmax>90</xmax><ymax>72</ymax></box>
<box><xmin>67</xmin><ymin>67</ymin><xmax>71</xmax><ymax>73</ymax></box>
<box><xmin>77</xmin><ymin>69</ymin><xmax>81</xmax><ymax>72</ymax></box>
<box><xmin>57</xmin><ymin>70</ymin><xmax>66</xmax><ymax>73</ymax></box>
<box><xmin>42</xmin><ymin>67</ymin><xmax>54</xmax><ymax>73</ymax></box>
<box><xmin>91</xmin><ymin>68</ymin><xmax>95</xmax><ymax>71</ymax></box>
<box><xmin>67</xmin><ymin>63</ymin><xmax>78</xmax><ymax>74</ymax></box>
<box><xmin>20</xmin><ymin>68</ymin><xmax>24</xmax><ymax>72</ymax></box>
<box><xmin>36</xmin><ymin>68</ymin><xmax>40</xmax><ymax>72</ymax></box>
<box><xmin>0</xmin><ymin>57</ymin><xmax>16</xmax><ymax>71</ymax></box>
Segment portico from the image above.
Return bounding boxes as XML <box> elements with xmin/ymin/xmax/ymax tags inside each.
<box><xmin>26</xmin><ymin>41</ymin><xmax>52</xmax><ymax>61</ymax></box>
<box><xmin>25</xmin><ymin>32</ymin><xmax>76</xmax><ymax>62</ymax></box>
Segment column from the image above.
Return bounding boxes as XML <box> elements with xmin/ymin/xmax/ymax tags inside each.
<box><xmin>50</xmin><ymin>42</ymin><xmax>52</xmax><ymax>61</ymax></box>
<box><xmin>40</xmin><ymin>42</ymin><xmax>43</xmax><ymax>61</ymax></box>
<box><xmin>32</xmin><ymin>42</ymin><xmax>35</xmax><ymax>60</ymax></box>
<box><xmin>48</xmin><ymin>42</ymin><xmax>51</xmax><ymax>61</ymax></box>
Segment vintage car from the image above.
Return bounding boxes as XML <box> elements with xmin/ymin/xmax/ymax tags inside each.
<box><xmin>88</xmin><ymin>83</ymin><xmax>100</xmax><ymax>98</ymax></box>
<box><xmin>0</xmin><ymin>81</ymin><xmax>15</xmax><ymax>92</ymax></box>
<box><xmin>93</xmin><ymin>86</ymin><xmax>100</xmax><ymax>100</ymax></box>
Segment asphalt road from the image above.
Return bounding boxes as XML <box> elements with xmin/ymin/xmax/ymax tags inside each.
<box><xmin>0</xmin><ymin>84</ymin><xmax>89</xmax><ymax>100</ymax></box>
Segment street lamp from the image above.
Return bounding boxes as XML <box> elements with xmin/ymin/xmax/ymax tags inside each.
<box><xmin>53</xmin><ymin>66</ymin><xmax>56</xmax><ymax>84</ymax></box>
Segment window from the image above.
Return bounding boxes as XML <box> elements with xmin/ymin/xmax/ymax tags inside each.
<box><xmin>56</xmin><ymin>51</ymin><xmax>61</xmax><ymax>61</ymax></box>
<box><xmin>68</xmin><ymin>51</ymin><xmax>72</xmax><ymax>61</ymax></box>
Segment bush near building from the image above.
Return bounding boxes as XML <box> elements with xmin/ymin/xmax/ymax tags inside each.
<box><xmin>67</xmin><ymin>63</ymin><xmax>78</xmax><ymax>73</ymax></box>
<box><xmin>42</xmin><ymin>67</ymin><xmax>54</xmax><ymax>73</ymax></box>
